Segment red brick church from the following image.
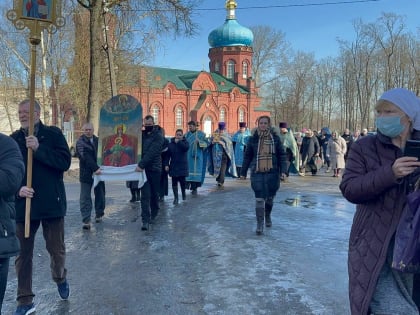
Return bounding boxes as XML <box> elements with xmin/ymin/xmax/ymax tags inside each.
<box><xmin>120</xmin><ymin>0</ymin><xmax>269</xmax><ymax>136</ymax></box>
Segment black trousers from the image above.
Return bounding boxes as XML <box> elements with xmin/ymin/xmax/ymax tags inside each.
<box><xmin>140</xmin><ymin>170</ymin><xmax>161</xmax><ymax>223</ymax></box>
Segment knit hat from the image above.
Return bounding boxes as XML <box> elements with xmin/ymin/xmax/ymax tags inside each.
<box><xmin>218</xmin><ymin>122</ymin><xmax>226</xmax><ymax>130</ymax></box>
<box><xmin>239</xmin><ymin>122</ymin><xmax>246</xmax><ymax>128</ymax></box>
<box><xmin>279</xmin><ymin>122</ymin><xmax>288</xmax><ymax>129</ymax></box>
<box><xmin>379</xmin><ymin>88</ymin><xmax>420</xmax><ymax>130</ymax></box>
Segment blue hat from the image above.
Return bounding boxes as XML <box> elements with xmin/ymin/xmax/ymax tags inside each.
<box><xmin>218</xmin><ymin>122</ymin><xmax>226</xmax><ymax>130</ymax></box>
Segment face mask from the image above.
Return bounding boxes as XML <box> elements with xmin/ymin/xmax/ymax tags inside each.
<box><xmin>144</xmin><ymin>125</ymin><xmax>153</xmax><ymax>132</ymax></box>
<box><xmin>375</xmin><ymin>116</ymin><xmax>405</xmax><ymax>138</ymax></box>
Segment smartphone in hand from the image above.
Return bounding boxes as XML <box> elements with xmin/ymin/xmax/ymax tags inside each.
<box><xmin>404</xmin><ymin>140</ymin><xmax>420</xmax><ymax>160</ymax></box>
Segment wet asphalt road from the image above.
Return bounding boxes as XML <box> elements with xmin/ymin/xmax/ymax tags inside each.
<box><xmin>2</xmin><ymin>165</ymin><xmax>354</xmax><ymax>315</ymax></box>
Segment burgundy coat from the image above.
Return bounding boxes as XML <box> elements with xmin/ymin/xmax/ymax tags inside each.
<box><xmin>340</xmin><ymin>132</ymin><xmax>410</xmax><ymax>315</ymax></box>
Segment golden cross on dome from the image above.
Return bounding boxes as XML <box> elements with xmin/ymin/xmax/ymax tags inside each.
<box><xmin>225</xmin><ymin>0</ymin><xmax>237</xmax><ymax>19</ymax></box>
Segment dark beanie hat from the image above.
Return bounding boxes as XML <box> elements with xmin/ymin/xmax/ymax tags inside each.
<box><xmin>239</xmin><ymin>122</ymin><xmax>246</xmax><ymax>128</ymax></box>
<box><xmin>279</xmin><ymin>122</ymin><xmax>288</xmax><ymax>129</ymax></box>
<box><xmin>218</xmin><ymin>122</ymin><xmax>226</xmax><ymax>130</ymax></box>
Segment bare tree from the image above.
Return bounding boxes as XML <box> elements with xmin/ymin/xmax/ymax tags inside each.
<box><xmin>75</xmin><ymin>0</ymin><xmax>199</xmax><ymax>130</ymax></box>
<box><xmin>365</xmin><ymin>13</ymin><xmax>405</xmax><ymax>90</ymax></box>
<box><xmin>250</xmin><ymin>25</ymin><xmax>289</xmax><ymax>88</ymax></box>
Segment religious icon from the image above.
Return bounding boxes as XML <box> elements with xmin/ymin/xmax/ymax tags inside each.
<box><xmin>24</xmin><ymin>0</ymin><xmax>51</xmax><ymax>21</ymax></box>
<box><xmin>102</xmin><ymin>124</ymin><xmax>138</xmax><ymax>167</ymax></box>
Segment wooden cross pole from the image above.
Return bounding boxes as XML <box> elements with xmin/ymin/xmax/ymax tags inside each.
<box><xmin>7</xmin><ymin>0</ymin><xmax>65</xmax><ymax>237</ymax></box>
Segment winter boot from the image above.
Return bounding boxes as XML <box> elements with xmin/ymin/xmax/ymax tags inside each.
<box><xmin>129</xmin><ymin>188</ymin><xmax>136</xmax><ymax>203</ymax></box>
<box><xmin>136</xmin><ymin>189</ymin><xmax>141</xmax><ymax>202</ymax></box>
<box><xmin>180</xmin><ymin>181</ymin><xmax>186</xmax><ymax>200</ymax></box>
<box><xmin>265</xmin><ymin>203</ymin><xmax>273</xmax><ymax>227</ymax></box>
<box><xmin>256</xmin><ymin>207</ymin><xmax>265</xmax><ymax>235</ymax></box>
<box><xmin>172</xmin><ymin>186</ymin><xmax>179</xmax><ymax>205</ymax></box>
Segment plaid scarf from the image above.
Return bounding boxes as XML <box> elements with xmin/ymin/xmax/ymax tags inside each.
<box><xmin>256</xmin><ymin>130</ymin><xmax>274</xmax><ymax>172</ymax></box>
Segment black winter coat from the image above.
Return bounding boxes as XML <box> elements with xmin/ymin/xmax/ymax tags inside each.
<box><xmin>10</xmin><ymin>122</ymin><xmax>71</xmax><ymax>222</ymax></box>
<box><xmin>138</xmin><ymin>126</ymin><xmax>164</xmax><ymax>172</ymax></box>
<box><xmin>0</xmin><ymin>133</ymin><xmax>25</xmax><ymax>258</ymax></box>
<box><xmin>76</xmin><ymin>134</ymin><xmax>100</xmax><ymax>183</ymax></box>
<box><xmin>165</xmin><ymin>137</ymin><xmax>189</xmax><ymax>177</ymax></box>
<box><xmin>241</xmin><ymin>127</ymin><xmax>287</xmax><ymax>198</ymax></box>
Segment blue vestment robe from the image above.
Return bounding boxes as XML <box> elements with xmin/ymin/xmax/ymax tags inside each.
<box><xmin>185</xmin><ymin>130</ymin><xmax>208</xmax><ymax>186</ymax></box>
<box><xmin>208</xmin><ymin>131</ymin><xmax>237</xmax><ymax>178</ymax></box>
<box><xmin>232</xmin><ymin>129</ymin><xmax>251</xmax><ymax>167</ymax></box>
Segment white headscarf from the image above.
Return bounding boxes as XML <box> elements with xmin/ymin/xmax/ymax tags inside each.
<box><xmin>379</xmin><ymin>88</ymin><xmax>420</xmax><ymax>130</ymax></box>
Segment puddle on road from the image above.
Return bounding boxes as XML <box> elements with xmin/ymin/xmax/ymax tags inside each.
<box><xmin>283</xmin><ymin>195</ymin><xmax>317</xmax><ymax>209</ymax></box>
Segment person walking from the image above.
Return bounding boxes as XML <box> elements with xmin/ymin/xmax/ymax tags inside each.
<box><xmin>0</xmin><ymin>133</ymin><xmax>25</xmax><ymax>313</ymax></box>
<box><xmin>164</xmin><ymin>129</ymin><xmax>189</xmax><ymax>204</ymax></box>
<box><xmin>340</xmin><ymin>88</ymin><xmax>420</xmax><ymax>315</ymax></box>
<box><xmin>159</xmin><ymin>133</ymin><xmax>169</xmax><ymax>202</ymax></box>
<box><xmin>208</xmin><ymin>122</ymin><xmax>237</xmax><ymax>187</ymax></box>
<box><xmin>135</xmin><ymin>115</ymin><xmax>164</xmax><ymax>231</ymax></box>
<box><xmin>341</xmin><ymin>128</ymin><xmax>354</xmax><ymax>160</ymax></box>
<box><xmin>11</xmin><ymin>99</ymin><xmax>71</xmax><ymax>315</ymax></box>
<box><xmin>185</xmin><ymin>121</ymin><xmax>208</xmax><ymax>195</ymax></box>
<box><xmin>299</xmin><ymin>129</ymin><xmax>320</xmax><ymax>176</ymax></box>
<box><xmin>319</xmin><ymin>127</ymin><xmax>331</xmax><ymax>172</ymax></box>
<box><xmin>240</xmin><ymin>116</ymin><xmax>287</xmax><ymax>235</ymax></box>
<box><xmin>76</xmin><ymin>122</ymin><xmax>106</xmax><ymax>230</ymax></box>
<box><xmin>279</xmin><ymin>122</ymin><xmax>300</xmax><ymax>179</ymax></box>
<box><xmin>127</xmin><ymin>180</ymin><xmax>140</xmax><ymax>203</ymax></box>
<box><xmin>327</xmin><ymin>130</ymin><xmax>347</xmax><ymax>177</ymax></box>
<box><xmin>232</xmin><ymin>122</ymin><xmax>251</xmax><ymax>176</ymax></box>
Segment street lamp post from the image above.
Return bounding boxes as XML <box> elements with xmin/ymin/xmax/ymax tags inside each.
<box><xmin>7</xmin><ymin>0</ymin><xmax>65</xmax><ymax>238</ymax></box>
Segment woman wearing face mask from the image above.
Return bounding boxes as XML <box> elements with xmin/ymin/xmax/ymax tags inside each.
<box><xmin>340</xmin><ymin>88</ymin><xmax>420</xmax><ymax>315</ymax></box>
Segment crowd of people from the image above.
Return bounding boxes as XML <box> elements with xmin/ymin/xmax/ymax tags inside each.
<box><xmin>4</xmin><ymin>87</ymin><xmax>420</xmax><ymax>314</ymax></box>
<box><xmin>295</xmin><ymin>125</ymin><xmax>374</xmax><ymax>178</ymax></box>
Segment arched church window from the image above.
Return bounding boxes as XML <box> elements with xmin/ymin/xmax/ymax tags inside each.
<box><xmin>165</xmin><ymin>89</ymin><xmax>171</xmax><ymax>98</ymax></box>
<box><xmin>220</xmin><ymin>108</ymin><xmax>225</xmax><ymax>122</ymax></box>
<box><xmin>239</xmin><ymin>108</ymin><xmax>245</xmax><ymax>122</ymax></box>
<box><xmin>151</xmin><ymin>106</ymin><xmax>159</xmax><ymax>125</ymax></box>
<box><xmin>227</xmin><ymin>60</ymin><xmax>235</xmax><ymax>79</ymax></box>
<box><xmin>242</xmin><ymin>62</ymin><xmax>248</xmax><ymax>79</ymax></box>
<box><xmin>215</xmin><ymin>61</ymin><xmax>220</xmax><ymax>72</ymax></box>
<box><xmin>175</xmin><ymin>107</ymin><xmax>183</xmax><ymax>127</ymax></box>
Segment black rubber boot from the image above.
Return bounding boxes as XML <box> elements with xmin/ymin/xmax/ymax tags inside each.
<box><xmin>265</xmin><ymin>203</ymin><xmax>273</xmax><ymax>227</ymax></box>
<box><xmin>129</xmin><ymin>189</ymin><xmax>136</xmax><ymax>203</ymax></box>
<box><xmin>256</xmin><ymin>207</ymin><xmax>264</xmax><ymax>235</ymax></box>
<box><xmin>172</xmin><ymin>186</ymin><xmax>179</xmax><ymax>205</ymax></box>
